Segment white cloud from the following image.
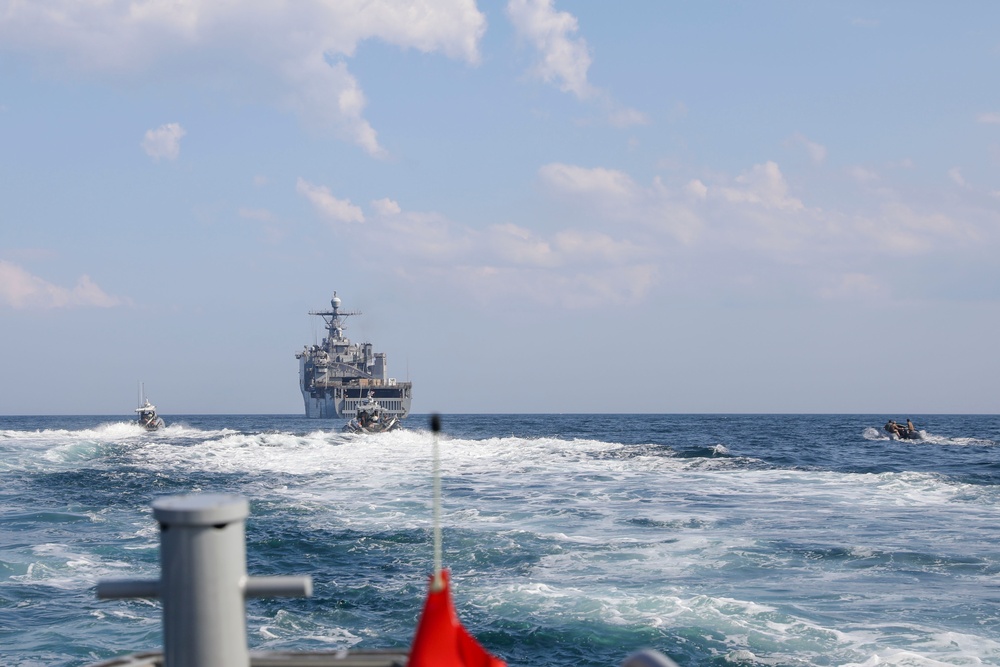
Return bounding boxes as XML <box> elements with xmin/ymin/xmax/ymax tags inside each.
<box><xmin>436</xmin><ymin>221</ymin><xmax>646</xmax><ymax>273</ymax></box>
<box><xmin>977</xmin><ymin>112</ymin><xmax>1000</xmax><ymax>124</ymax></box>
<box><xmin>141</xmin><ymin>122</ymin><xmax>186</xmax><ymax>161</ymax></box>
<box><xmin>538</xmin><ymin>158</ymin><xmax>987</xmax><ymax>266</ymax></box>
<box><xmin>280</xmin><ymin>57</ymin><xmax>384</xmax><ymax>157</ymax></box>
<box><xmin>506</xmin><ymin>0</ymin><xmax>596</xmax><ymax>100</ymax></box>
<box><xmin>539</xmin><ymin>163</ymin><xmax>636</xmax><ymax>198</ymax></box>
<box><xmin>788</xmin><ymin>132</ymin><xmax>827</xmax><ymax>164</ymax></box>
<box><xmin>849</xmin><ymin>166</ymin><xmax>880</xmax><ymax>183</ymax></box>
<box><xmin>482</xmin><ymin>225</ymin><xmax>643</xmax><ymax>269</ymax></box>
<box><xmin>948</xmin><ymin>167</ymin><xmax>970</xmax><ymax>189</ymax></box>
<box><xmin>852</xmin><ymin>201</ymin><xmax>976</xmax><ymax>255</ymax></box>
<box><xmin>685</xmin><ymin>179</ymin><xmax>708</xmax><ymax>200</ymax></box>
<box><xmin>488</xmin><ymin>223</ymin><xmax>557</xmax><ymax>267</ymax></box>
<box><xmin>541</xmin><ymin>164</ymin><xmax>703</xmax><ymax>244</ymax></box>
<box><xmin>296</xmin><ymin>178</ymin><xmax>365</xmax><ymax>224</ymax></box>
<box><xmin>0</xmin><ymin>261</ymin><xmax>125</xmax><ymax>309</ymax></box>
<box><xmin>0</xmin><ymin>1</ymin><xmax>486</xmax><ymax>157</ymax></box>
<box><xmin>717</xmin><ymin>162</ymin><xmax>804</xmax><ymax>211</ymax></box>
<box><xmin>442</xmin><ymin>262</ymin><xmax>657</xmax><ymax>308</ymax></box>
<box><xmin>372</xmin><ymin>197</ymin><xmax>402</xmax><ymax>216</ymax></box>
<box><xmin>608</xmin><ymin>107</ymin><xmax>649</xmax><ymax>128</ymax></box>
<box><xmin>505</xmin><ymin>2</ymin><xmax>647</xmax><ymax>129</ymax></box>
<box><xmin>297</xmin><ymin>158</ymin><xmax>993</xmax><ymax>308</ymax></box>
<box><xmin>380</xmin><ymin>210</ymin><xmax>475</xmax><ymax>261</ymax></box>
<box><xmin>295</xmin><ymin>186</ymin><xmax>655</xmax><ymax>306</ymax></box>
<box><xmin>551</xmin><ymin>229</ymin><xmax>643</xmax><ymax>264</ymax></box>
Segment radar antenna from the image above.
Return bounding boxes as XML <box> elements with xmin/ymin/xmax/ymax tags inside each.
<box><xmin>308</xmin><ymin>290</ymin><xmax>361</xmax><ymax>342</ymax></box>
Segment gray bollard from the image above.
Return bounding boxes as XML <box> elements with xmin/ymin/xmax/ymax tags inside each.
<box><xmin>97</xmin><ymin>493</ymin><xmax>312</xmax><ymax>667</ymax></box>
<box><xmin>156</xmin><ymin>493</ymin><xmax>252</xmax><ymax>667</ymax></box>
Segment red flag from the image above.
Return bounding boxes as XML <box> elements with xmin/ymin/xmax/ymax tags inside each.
<box><xmin>409</xmin><ymin>570</ymin><xmax>506</xmax><ymax>667</ymax></box>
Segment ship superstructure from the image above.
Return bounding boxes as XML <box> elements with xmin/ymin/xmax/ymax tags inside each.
<box><xmin>296</xmin><ymin>291</ymin><xmax>412</xmax><ymax>419</ymax></box>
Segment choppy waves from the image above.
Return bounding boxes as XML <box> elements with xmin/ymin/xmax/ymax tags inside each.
<box><xmin>2</xmin><ymin>414</ymin><xmax>1000</xmax><ymax>667</ymax></box>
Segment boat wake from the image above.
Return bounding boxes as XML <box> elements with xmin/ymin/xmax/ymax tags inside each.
<box><xmin>862</xmin><ymin>426</ymin><xmax>996</xmax><ymax>446</ymax></box>
<box><xmin>1</xmin><ymin>421</ymin><xmax>236</xmax><ymax>442</ymax></box>
<box><xmin>918</xmin><ymin>433</ymin><xmax>997</xmax><ymax>446</ymax></box>
<box><xmin>5</xmin><ymin>414</ymin><xmax>1000</xmax><ymax>667</ymax></box>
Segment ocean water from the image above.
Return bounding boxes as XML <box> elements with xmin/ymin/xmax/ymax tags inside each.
<box><xmin>2</xmin><ymin>413</ymin><xmax>1000</xmax><ymax>667</ymax></box>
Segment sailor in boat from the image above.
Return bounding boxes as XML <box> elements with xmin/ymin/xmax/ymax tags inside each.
<box><xmin>884</xmin><ymin>418</ymin><xmax>919</xmax><ymax>440</ymax></box>
<box><xmin>136</xmin><ymin>399</ymin><xmax>165</xmax><ymax>431</ymax></box>
<box><xmin>344</xmin><ymin>391</ymin><xmax>399</xmax><ymax>433</ymax></box>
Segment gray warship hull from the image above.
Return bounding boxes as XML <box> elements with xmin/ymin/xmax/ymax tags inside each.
<box><xmin>296</xmin><ymin>291</ymin><xmax>412</xmax><ymax>420</ymax></box>
<box><xmin>299</xmin><ymin>374</ymin><xmax>411</xmax><ymax>419</ymax></box>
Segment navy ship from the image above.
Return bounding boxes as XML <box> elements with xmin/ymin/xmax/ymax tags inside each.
<box><xmin>296</xmin><ymin>291</ymin><xmax>412</xmax><ymax>419</ymax></box>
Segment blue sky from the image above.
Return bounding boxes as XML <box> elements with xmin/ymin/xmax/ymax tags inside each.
<box><xmin>1</xmin><ymin>1</ymin><xmax>998</xmax><ymax>415</ymax></box>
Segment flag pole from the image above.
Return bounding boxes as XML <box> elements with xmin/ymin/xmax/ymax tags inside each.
<box><xmin>410</xmin><ymin>413</ymin><xmax>507</xmax><ymax>667</ymax></box>
<box><xmin>430</xmin><ymin>413</ymin><xmax>444</xmax><ymax>592</ymax></box>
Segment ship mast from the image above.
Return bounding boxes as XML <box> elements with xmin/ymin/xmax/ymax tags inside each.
<box><xmin>308</xmin><ymin>291</ymin><xmax>361</xmax><ymax>346</ymax></box>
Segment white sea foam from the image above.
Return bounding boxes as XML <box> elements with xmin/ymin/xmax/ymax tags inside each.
<box><xmin>9</xmin><ymin>542</ymin><xmax>153</xmax><ymax>591</ymax></box>
<box><xmin>5</xmin><ymin>415</ymin><xmax>1000</xmax><ymax>667</ymax></box>
<box><xmin>862</xmin><ymin>426</ymin><xmax>996</xmax><ymax>447</ymax></box>
<box><xmin>862</xmin><ymin>427</ymin><xmax>888</xmax><ymax>441</ymax></box>
<box><xmin>481</xmin><ymin>579</ymin><xmax>1000</xmax><ymax>666</ymax></box>
<box><xmin>920</xmin><ymin>433</ymin><xmax>997</xmax><ymax>447</ymax></box>
<box><xmin>125</xmin><ymin>430</ymin><xmax>996</xmax><ymax>545</ymax></box>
